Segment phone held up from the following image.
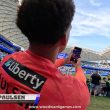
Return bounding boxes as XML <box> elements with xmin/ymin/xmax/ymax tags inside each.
<box><xmin>70</xmin><ymin>47</ymin><xmax>82</xmax><ymax>63</ymax></box>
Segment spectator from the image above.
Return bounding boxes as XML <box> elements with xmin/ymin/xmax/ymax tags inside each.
<box><xmin>102</xmin><ymin>77</ymin><xmax>110</xmax><ymax>97</ymax></box>
<box><xmin>0</xmin><ymin>0</ymin><xmax>90</xmax><ymax>110</ymax></box>
<box><xmin>106</xmin><ymin>78</ymin><xmax>110</xmax><ymax>97</ymax></box>
<box><xmin>90</xmin><ymin>71</ymin><xmax>101</xmax><ymax>97</ymax></box>
<box><xmin>102</xmin><ymin>77</ymin><xmax>107</xmax><ymax>96</ymax></box>
<box><xmin>86</xmin><ymin>78</ymin><xmax>91</xmax><ymax>92</ymax></box>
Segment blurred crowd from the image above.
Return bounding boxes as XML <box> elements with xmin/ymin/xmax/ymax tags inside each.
<box><xmin>82</xmin><ymin>63</ymin><xmax>110</xmax><ymax>69</ymax></box>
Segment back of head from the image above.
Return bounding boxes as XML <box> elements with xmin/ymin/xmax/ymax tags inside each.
<box><xmin>16</xmin><ymin>0</ymin><xmax>75</xmax><ymax>45</ymax></box>
<box><xmin>94</xmin><ymin>71</ymin><xmax>99</xmax><ymax>75</ymax></box>
<box><xmin>103</xmin><ymin>77</ymin><xmax>107</xmax><ymax>82</ymax></box>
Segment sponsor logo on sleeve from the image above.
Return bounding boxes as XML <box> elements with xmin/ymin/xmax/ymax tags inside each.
<box><xmin>2</xmin><ymin>58</ymin><xmax>47</xmax><ymax>92</ymax></box>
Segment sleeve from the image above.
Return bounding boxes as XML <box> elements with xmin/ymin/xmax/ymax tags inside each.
<box><xmin>54</xmin><ymin>58</ymin><xmax>65</xmax><ymax>68</ymax></box>
<box><xmin>75</xmin><ymin>67</ymin><xmax>86</xmax><ymax>83</ymax></box>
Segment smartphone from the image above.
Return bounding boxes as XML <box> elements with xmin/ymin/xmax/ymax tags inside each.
<box><xmin>70</xmin><ymin>47</ymin><xmax>82</xmax><ymax>63</ymax></box>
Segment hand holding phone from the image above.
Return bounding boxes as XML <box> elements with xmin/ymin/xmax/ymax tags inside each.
<box><xmin>70</xmin><ymin>47</ymin><xmax>82</xmax><ymax>63</ymax></box>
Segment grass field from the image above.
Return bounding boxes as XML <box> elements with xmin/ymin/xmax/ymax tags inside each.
<box><xmin>88</xmin><ymin>96</ymin><xmax>110</xmax><ymax>110</ymax></box>
<box><xmin>86</xmin><ymin>74</ymin><xmax>110</xmax><ymax>110</ymax></box>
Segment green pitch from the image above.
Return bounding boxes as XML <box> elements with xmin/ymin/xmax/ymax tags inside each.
<box><xmin>88</xmin><ymin>96</ymin><xmax>110</xmax><ymax>110</ymax></box>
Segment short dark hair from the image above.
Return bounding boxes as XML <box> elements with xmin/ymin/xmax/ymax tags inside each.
<box><xmin>103</xmin><ymin>77</ymin><xmax>106</xmax><ymax>80</ymax></box>
<box><xmin>17</xmin><ymin>0</ymin><xmax>75</xmax><ymax>44</ymax></box>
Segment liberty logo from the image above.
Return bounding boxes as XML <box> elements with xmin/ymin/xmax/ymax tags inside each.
<box><xmin>3</xmin><ymin>58</ymin><xmax>47</xmax><ymax>92</ymax></box>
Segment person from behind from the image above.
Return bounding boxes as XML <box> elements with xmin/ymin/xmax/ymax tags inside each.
<box><xmin>0</xmin><ymin>0</ymin><xmax>90</xmax><ymax>110</ymax></box>
<box><xmin>90</xmin><ymin>71</ymin><xmax>101</xmax><ymax>97</ymax></box>
<box><xmin>106</xmin><ymin>78</ymin><xmax>110</xmax><ymax>97</ymax></box>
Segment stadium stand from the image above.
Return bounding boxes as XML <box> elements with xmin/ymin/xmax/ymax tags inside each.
<box><xmin>0</xmin><ymin>0</ymin><xmax>29</xmax><ymax>50</ymax></box>
<box><xmin>0</xmin><ymin>34</ymin><xmax>21</xmax><ymax>61</ymax></box>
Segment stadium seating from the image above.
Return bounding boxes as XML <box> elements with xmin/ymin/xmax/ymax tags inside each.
<box><xmin>0</xmin><ymin>0</ymin><xmax>29</xmax><ymax>49</ymax></box>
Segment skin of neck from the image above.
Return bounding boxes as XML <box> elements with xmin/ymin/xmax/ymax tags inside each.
<box><xmin>29</xmin><ymin>42</ymin><xmax>62</xmax><ymax>63</ymax></box>
<box><xmin>28</xmin><ymin>31</ymin><xmax>69</xmax><ymax>63</ymax></box>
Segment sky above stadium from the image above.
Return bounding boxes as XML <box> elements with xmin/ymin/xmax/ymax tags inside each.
<box><xmin>67</xmin><ymin>0</ymin><xmax>110</xmax><ymax>52</ymax></box>
<box><xmin>18</xmin><ymin>0</ymin><xmax>110</xmax><ymax>52</ymax></box>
